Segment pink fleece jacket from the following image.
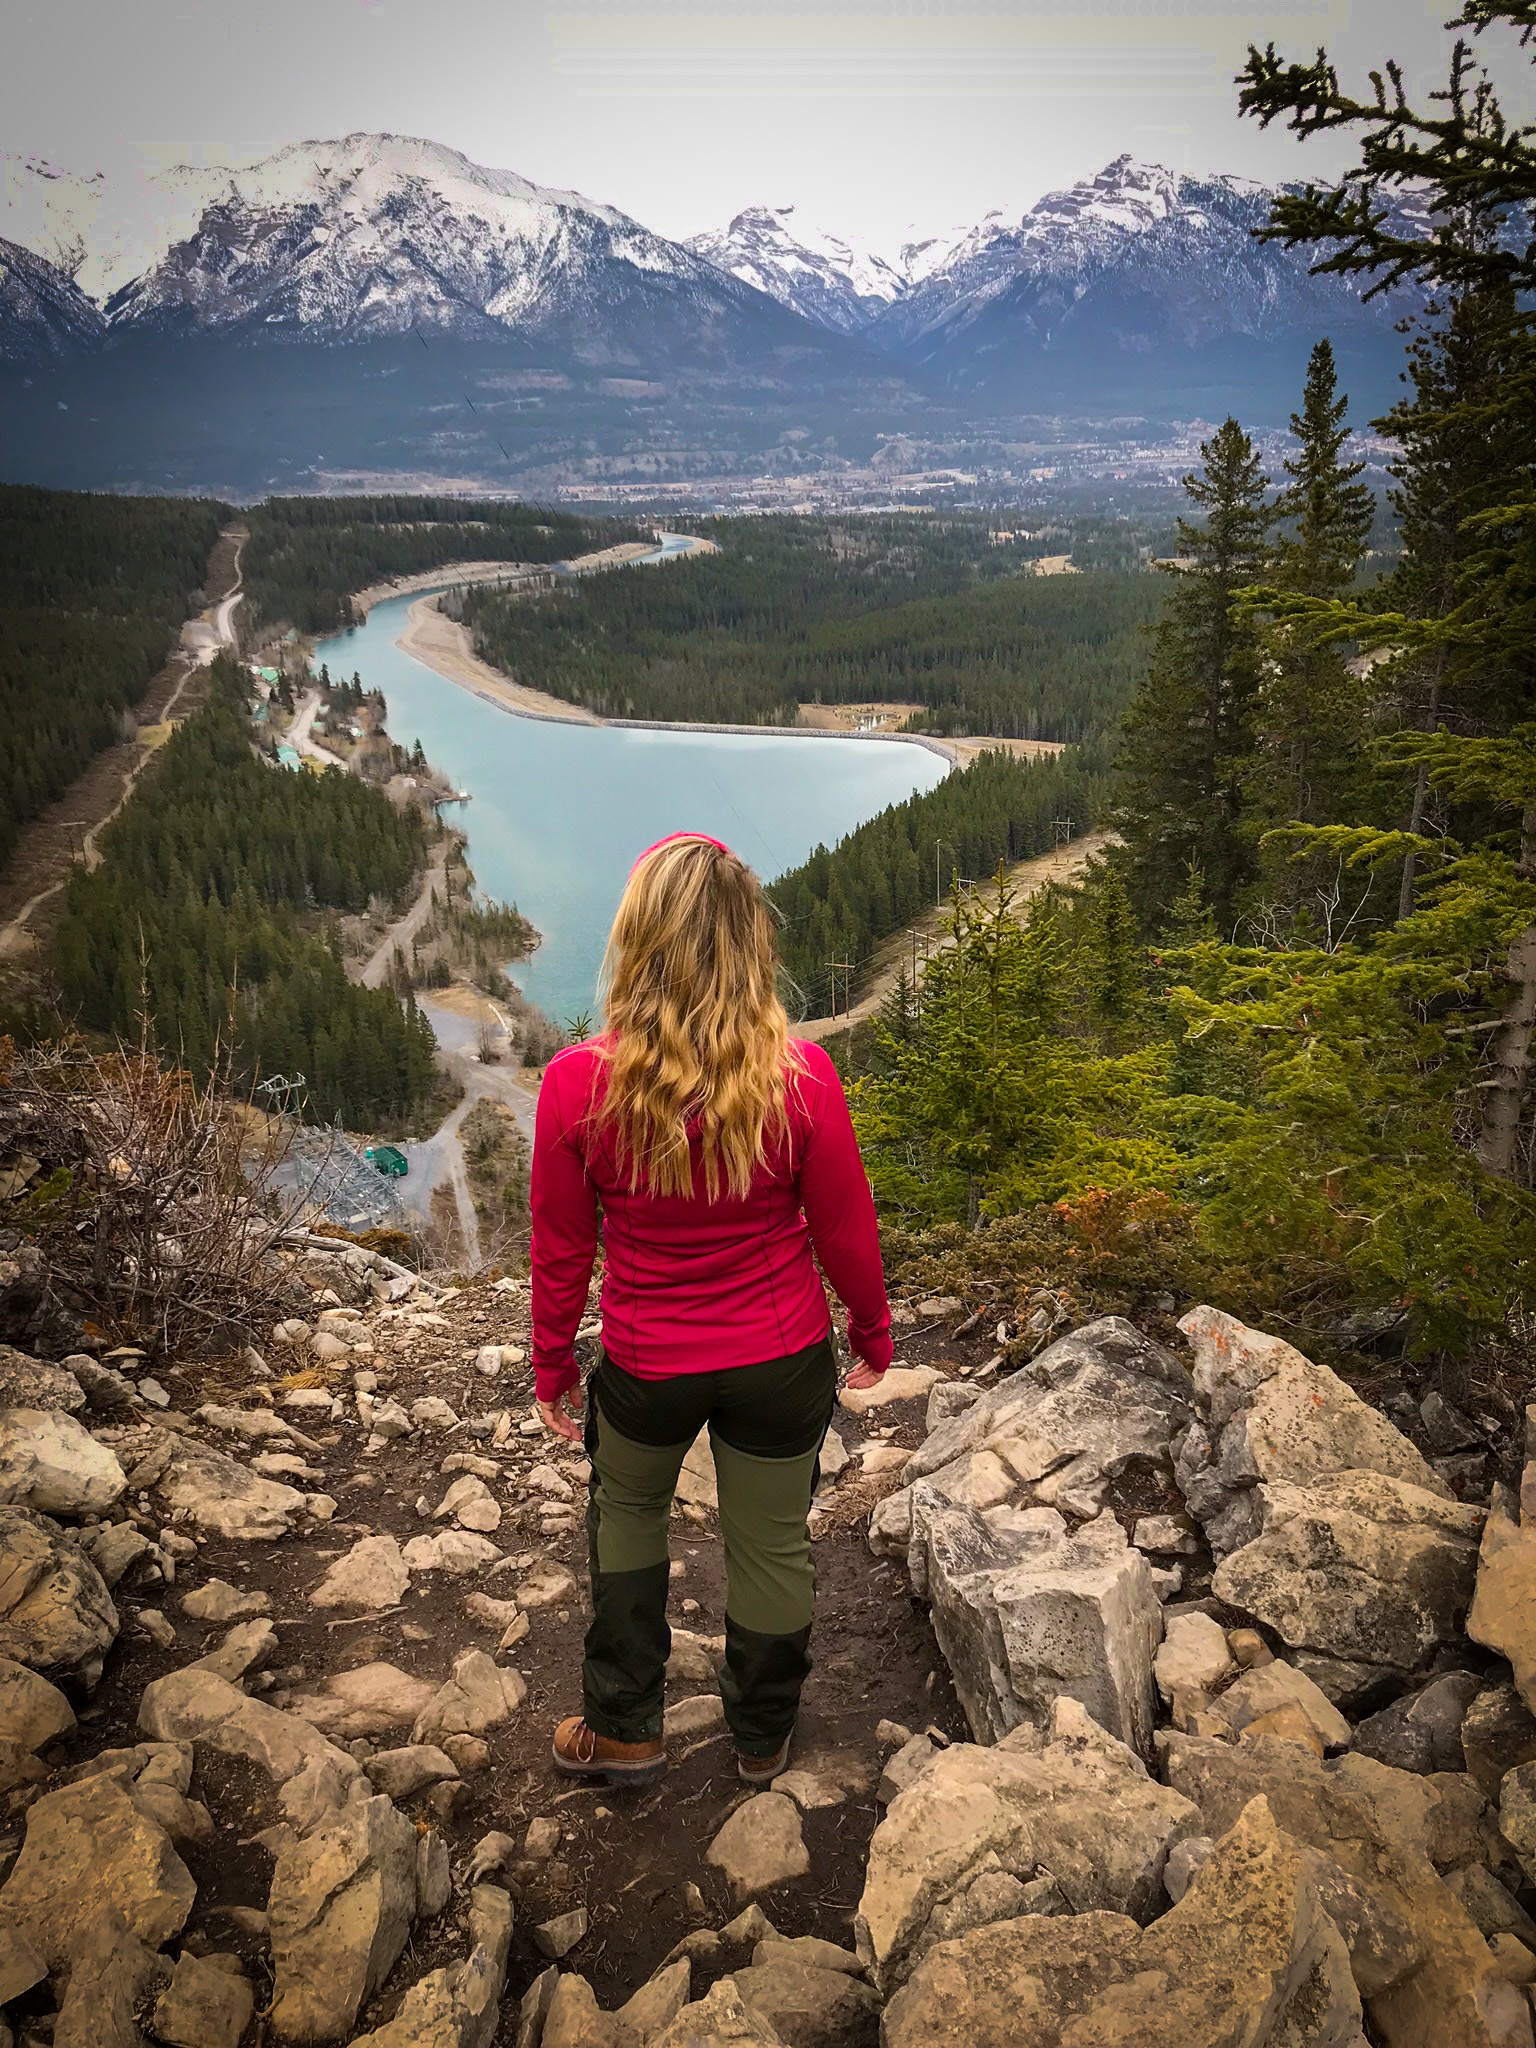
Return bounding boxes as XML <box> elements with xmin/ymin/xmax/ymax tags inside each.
<box><xmin>529</xmin><ymin>1036</ymin><xmax>893</xmax><ymax>1404</ymax></box>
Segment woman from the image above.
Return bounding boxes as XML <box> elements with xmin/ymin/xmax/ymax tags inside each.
<box><xmin>529</xmin><ymin>831</ymin><xmax>891</xmax><ymax>1788</ymax></box>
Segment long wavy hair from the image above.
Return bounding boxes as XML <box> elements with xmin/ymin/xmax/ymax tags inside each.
<box><xmin>595</xmin><ymin>835</ymin><xmax>798</xmax><ymax>1200</ymax></box>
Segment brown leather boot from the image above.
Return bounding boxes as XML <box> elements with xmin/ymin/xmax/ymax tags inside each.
<box><xmin>552</xmin><ymin>1716</ymin><xmax>666</xmax><ymax>1784</ymax></box>
<box><xmin>736</xmin><ymin>1730</ymin><xmax>793</xmax><ymax>1786</ymax></box>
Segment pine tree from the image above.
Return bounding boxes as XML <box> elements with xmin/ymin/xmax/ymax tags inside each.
<box><xmin>1116</xmin><ymin>420</ymin><xmax>1273</xmax><ymax>928</ymax></box>
<box><xmin>1274</xmin><ymin>341</ymin><xmax>1374</xmax><ymax>599</ymax></box>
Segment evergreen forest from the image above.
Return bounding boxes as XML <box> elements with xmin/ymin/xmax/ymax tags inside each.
<box><xmin>0</xmin><ymin>485</ymin><xmax>226</xmax><ymax>871</ymax></box>
<box><xmin>460</xmin><ymin>516</ymin><xmax>1161</xmax><ymax>734</ymax></box>
<box><xmin>52</xmin><ymin>662</ymin><xmax>440</xmax><ymax>1128</ymax></box>
<box><xmin>846</xmin><ymin>3</ymin><xmax>1536</xmax><ymax>1365</ymax></box>
<box><xmin>241</xmin><ymin>497</ymin><xmax>641</xmax><ymax>636</ymax></box>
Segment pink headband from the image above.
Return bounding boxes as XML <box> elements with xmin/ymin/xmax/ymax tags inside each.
<box><xmin>629</xmin><ymin>831</ymin><xmax>735</xmax><ymax>874</ymax></box>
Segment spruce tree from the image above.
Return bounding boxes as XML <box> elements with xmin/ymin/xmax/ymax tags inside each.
<box><xmin>1116</xmin><ymin>420</ymin><xmax>1272</xmax><ymax>928</ymax></box>
<box><xmin>1274</xmin><ymin>341</ymin><xmax>1374</xmax><ymax>599</ymax></box>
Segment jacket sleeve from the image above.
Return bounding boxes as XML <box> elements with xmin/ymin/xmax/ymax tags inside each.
<box><xmin>796</xmin><ymin>1047</ymin><xmax>894</xmax><ymax>1375</ymax></box>
<box><xmin>530</xmin><ymin>1055</ymin><xmax>599</xmax><ymax>1405</ymax></box>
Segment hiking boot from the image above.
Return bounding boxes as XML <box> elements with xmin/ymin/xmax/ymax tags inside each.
<box><xmin>737</xmin><ymin>1730</ymin><xmax>793</xmax><ymax>1786</ymax></box>
<box><xmin>552</xmin><ymin>1716</ymin><xmax>666</xmax><ymax>1785</ymax></box>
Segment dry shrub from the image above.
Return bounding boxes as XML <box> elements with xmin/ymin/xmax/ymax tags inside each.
<box><xmin>1</xmin><ymin>1032</ymin><xmax>303</xmax><ymax>1355</ymax></box>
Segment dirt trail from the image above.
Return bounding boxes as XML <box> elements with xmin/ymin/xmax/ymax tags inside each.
<box><xmin>358</xmin><ymin>846</ymin><xmax>452</xmax><ymax>989</ymax></box>
<box><xmin>0</xmin><ymin>531</ymin><xmax>246</xmax><ymax>962</ymax></box>
<box><xmin>796</xmin><ymin>830</ymin><xmax>1114</xmax><ymax>1041</ymax></box>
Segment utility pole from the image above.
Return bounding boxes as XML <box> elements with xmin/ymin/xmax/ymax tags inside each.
<box><xmin>1052</xmin><ymin>816</ymin><xmax>1075</xmax><ymax>850</ymax></box>
<box><xmin>935</xmin><ymin>837</ymin><xmax>956</xmax><ymax>910</ymax></box>
<box><xmin>825</xmin><ymin>959</ymin><xmax>853</xmax><ymax>1032</ymax></box>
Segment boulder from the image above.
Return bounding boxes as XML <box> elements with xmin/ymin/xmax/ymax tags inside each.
<box><xmin>856</xmin><ymin>1696</ymin><xmax>1200</xmax><ymax>1991</ymax></box>
<box><xmin>268</xmin><ymin>1792</ymin><xmax>419</xmax><ymax>2041</ymax></box>
<box><xmin>1355</xmin><ymin>1673</ymin><xmax>1484</xmax><ymax>1777</ymax></box>
<box><xmin>0</xmin><ymin>1925</ymin><xmax>46</xmax><ymax>2004</ymax></box>
<box><xmin>0</xmin><ymin>1506</ymin><xmax>118</xmax><ymax>1685</ymax></box>
<box><xmin>350</xmin><ymin>1885</ymin><xmax>514</xmax><ymax>2048</ymax></box>
<box><xmin>180</xmin><ymin>1577</ymin><xmax>271</xmax><ymax>1624</ymax></box>
<box><xmin>838</xmin><ymin>1365</ymin><xmax>940</xmax><ymax>1415</ymax></box>
<box><xmin>401</xmin><ymin>1530</ymin><xmax>503</xmax><ymax>1576</ymax></box>
<box><xmin>154</xmin><ymin>1951</ymin><xmax>255</xmax><ymax>2048</ymax></box>
<box><xmin>907</xmin><ymin>1486</ymin><xmax>1162</xmax><ymax>1752</ymax></box>
<box><xmin>1174</xmin><ymin>1305</ymin><xmax>1450</xmax><ymax>1558</ymax></box>
<box><xmin>708</xmin><ymin>1794</ymin><xmax>811</xmax><ymax>1898</ymax></box>
<box><xmin>1207</xmin><ymin>1661</ymin><xmax>1353</xmax><ymax>1753</ymax></box>
<box><xmin>416</xmin><ymin>1832</ymin><xmax>451</xmax><ymax>1919</ymax></box>
<box><xmin>1154</xmin><ymin>1612</ymin><xmax>1236</xmax><ymax>1703</ymax></box>
<box><xmin>155</xmin><ymin>1437</ymin><xmax>305</xmax><ymax>1540</ymax></box>
<box><xmin>1467</xmin><ymin>1496</ymin><xmax>1536</xmax><ymax>1715</ymax></box>
<box><xmin>1503</xmin><ymin>1762</ymin><xmax>1536</xmax><ymax>1886</ymax></box>
<box><xmin>1462</xmin><ymin>1683</ymin><xmax>1536</xmax><ymax>1798</ymax></box>
<box><xmin>882</xmin><ymin>1795</ymin><xmax>1363</xmax><ymax>2048</ymax></box>
<box><xmin>880</xmin><ymin>1318</ymin><xmax>1193</xmax><ymax>1537</ymax></box>
<box><xmin>0</xmin><ymin>1771</ymin><xmax>195</xmax><ymax>1969</ymax></box>
<box><xmin>516</xmin><ymin>1560</ymin><xmax>578</xmax><ymax>1609</ymax></box>
<box><xmin>1163</xmin><ymin>1731</ymin><xmax>1534</xmax><ymax>2048</ymax></box>
<box><xmin>280</xmin><ymin>1662</ymin><xmax>439</xmax><ymax>1740</ymax></box>
<box><xmin>0</xmin><ymin>1653</ymin><xmax>74</xmax><ymax>1750</ymax></box>
<box><xmin>192</xmin><ymin>1616</ymin><xmax>278</xmax><ymax>1683</ymax></box>
<box><xmin>411</xmin><ymin>1650</ymin><xmax>527</xmax><ymax>1746</ymax></box>
<box><xmin>734</xmin><ymin>1953</ymin><xmax>881</xmax><ymax>2048</ymax></box>
<box><xmin>650</xmin><ymin>1979</ymin><xmax>788</xmax><ymax>2047</ymax></box>
<box><xmin>308</xmin><ymin>1535</ymin><xmax>411</xmax><ymax>1611</ymax></box>
<box><xmin>436</xmin><ymin>1476</ymin><xmax>501</xmax><ymax>1533</ymax></box>
<box><xmin>616</xmin><ymin>1959</ymin><xmax>692</xmax><ymax>2040</ymax></box>
<box><xmin>0</xmin><ymin>1350</ymin><xmax>83</xmax><ymax>1413</ymax></box>
<box><xmin>80</xmin><ymin>1521</ymin><xmax>156</xmax><ymax>1589</ymax></box>
<box><xmin>140</xmin><ymin>1666</ymin><xmax>358</xmax><ymax>1786</ymax></box>
<box><xmin>1211</xmin><ymin>1471</ymin><xmax>1484</xmax><ymax>1703</ymax></box>
<box><xmin>53</xmin><ymin>1906</ymin><xmax>171</xmax><ymax>2048</ymax></box>
<box><xmin>1447</xmin><ymin>1866</ymin><xmax>1536</xmax><ymax>1950</ymax></box>
<box><xmin>0</xmin><ymin>1409</ymin><xmax>126</xmax><ymax>1517</ymax></box>
<box><xmin>367</xmin><ymin>1745</ymin><xmax>460</xmax><ymax>1801</ymax></box>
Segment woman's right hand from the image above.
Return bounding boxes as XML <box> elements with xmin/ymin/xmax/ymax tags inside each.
<box><xmin>538</xmin><ymin>1387</ymin><xmax>585</xmax><ymax>1443</ymax></box>
<box><xmin>844</xmin><ymin>1362</ymin><xmax>885</xmax><ymax>1392</ymax></box>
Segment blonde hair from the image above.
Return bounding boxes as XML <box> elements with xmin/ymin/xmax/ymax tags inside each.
<box><xmin>596</xmin><ymin>836</ymin><xmax>797</xmax><ymax>1200</ymax></box>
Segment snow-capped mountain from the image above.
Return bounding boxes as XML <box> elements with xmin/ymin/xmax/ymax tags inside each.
<box><xmin>686</xmin><ymin>205</ymin><xmax>905</xmax><ymax>334</ymax></box>
<box><xmin>0</xmin><ymin>237</ymin><xmax>104</xmax><ymax>365</ymax></box>
<box><xmin>0</xmin><ymin>134</ymin><xmax>841</xmax><ymax>364</ymax></box>
<box><xmin>868</xmin><ymin>155</ymin><xmax>1424</xmax><ymax>404</ymax></box>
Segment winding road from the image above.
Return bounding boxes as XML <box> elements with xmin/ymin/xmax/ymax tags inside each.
<box><xmin>0</xmin><ymin>530</ymin><xmax>246</xmax><ymax>962</ymax></box>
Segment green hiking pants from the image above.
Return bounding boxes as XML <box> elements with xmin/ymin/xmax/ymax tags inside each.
<box><xmin>581</xmin><ymin>1333</ymin><xmax>837</xmax><ymax>1756</ymax></box>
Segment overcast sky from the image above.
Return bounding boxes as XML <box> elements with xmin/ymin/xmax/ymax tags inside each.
<box><xmin>7</xmin><ymin>0</ymin><xmax>1533</xmax><ymax>247</ymax></box>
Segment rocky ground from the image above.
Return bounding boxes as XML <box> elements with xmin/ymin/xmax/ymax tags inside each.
<box><xmin>1</xmin><ymin>1233</ymin><xmax>1535</xmax><ymax>2047</ymax></box>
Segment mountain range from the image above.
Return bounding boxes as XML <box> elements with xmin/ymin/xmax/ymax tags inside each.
<box><xmin>0</xmin><ymin>135</ymin><xmax>1427</xmax><ymax>490</ymax></box>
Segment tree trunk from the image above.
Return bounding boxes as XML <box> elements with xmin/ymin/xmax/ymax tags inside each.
<box><xmin>1474</xmin><ymin>799</ymin><xmax>1536</xmax><ymax>1181</ymax></box>
<box><xmin>1398</xmin><ymin>670</ymin><xmax>1442</xmax><ymax>923</ymax></box>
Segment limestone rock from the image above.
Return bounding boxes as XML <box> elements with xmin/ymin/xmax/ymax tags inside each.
<box><xmin>884</xmin><ymin>1318</ymin><xmax>1192</xmax><ymax>1535</ymax></box>
<box><xmin>1354</xmin><ymin>1672</ymin><xmax>1484</xmax><ymax>1777</ymax></box>
<box><xmin>535</xmin><ymin>1906</ymin><xmax>589</xmax><ymax>1959</ymax></box>
<box><xmin>650</xmin><ymin>1979</ymin><xmax>788</xmax><ymax>2047</ymax></box>
<box><xmin>0</xmin><ymin>1772</ymin><xmax>194</xmax><ymax>1969</ymax></box>
<box><xmin>367</xmin><ymin>1745</ymin><xmax>460</xmax><ymax>1801</ymax></box>
<box><xmin>401</xmin><ymin>1530</ymin><xmax>503</xmax><ymax>1576</ymax></box>
<box><xmin>80</xmin><ymin>1520</ymin><xmax>155</xmax><ymax>1589</ymax></box>
<box><xmin>1211</xmin><ymin>1471</ymin><xmax>1484</xmax><ymax>1701</ymax></box>
<box><xmin>734</xmin><ymin>1953</ymin><xmax>882</xmax><ymax>2048</ymax></box>
<box><xmin>675</xmin><ymin>1432</ymin><xmax>719</xmax><ymax>1513</ymax></box>
<box><xmin>192</xmin><ymin>1615</ymin><xmax>277</xmax><ymax>1683</ymax></box>
<box><xmin>1155</xmin><ymin>1611</ymin><xmax>1236</xmax><ymax>1703</ymax></box>
<box><xmin>279</xmin><ymin>1752</ymin><xmax>362</xmax><ymax>1837</ymax></box>
<box><xmin>154</xmin><ymin>1951</ymin><xmax>255</xmax><ymax>2048</ymax></box>
<box><xmin>1467</xmin><ymin>1497</ymin><xmax>1536</xmax><ymax>1715</ymax></box>
<box><xmin>516</xmin><ymin>1560</ymin><xmax>578</xmax><ymax>1609</ymax></box>
<box><xmin>436</xmin><ymin>1475</ymin><xmax>501</xmax><ymax>1533</ymax></box>
<box><xmin>857</xmin><ymin>1696</ymin><xmax>1200</xmax><ymax>1991</ymax></box>
<box><xmin>907</xmin><ymin>1486</ymin><xmax>1162</xmax><ymax>1751</ymax></box>
<box><xmin>664</xmin><ymin>1692</ymin><xmax>724</xmax><ymax>1738</ymax></box>
<box><xmin>1208</xmin><ymin>1661</ymin><xmax>1353</xmax><ymax>1752</ymax></box>
<box><xmin>1503</xmin><ymin>1762</ymin><xmax>1536</xmax><ymax>1886</ymax></box>
<box><xmin>268</xmin><ymin>1792</ymin><xmax>419</xmax><ymax>2042</ymax></box>
<box><xmin>308</xmin><ymin>1534</ymin><xmax>411</xmax><ymax>1611</ymax></box>
<box><xmin>53</xmin><ymin>1906</ymin><xmax>171</xmax><ymax>2048</ymax></box>
<box><xmin>0</xmin><ymin>1653</ymin><xmax>74</xmax><ymax>1750</ymax></box>
<box><xmin>1174</xmin><ymin>1305</ymin><xmax>1449</xmax><ymax>1558</ymax></box>
<box><xmin>616</xmin><ymin>1961</ymin><xmax>692</xmax><ymax>2040</ymax></box>
<box><xmin>180</xmin><ymin>1578</ymin><xmax>271</xmax><ymax>1624</ymax></box>
<box><xmin>839</xmin><ymin>1365</ymin><xmax>940</xmax><ymax>1415</ymax></box>
<box><xmin>0</xmin><ymin>1506</ymin><xmax>118</xmax><ymax>1685</ymax></box>
<box><xmin>350</xmin><ymin>1885</ymin><xmax>514</xmax><ymax>2048</ymax></box>
<box><xmin>0</xmin><ymin>1408</ymin><xmax>125</xmax><ymax>1517</ymax></box>
<box><xmin>1163</xmin><ymin>1731</ymin><xmax>1534</xmax><ymax>2048</ymax></box>
<box><xmin>1447</xmin><ymin>1866</ymin><xmax>1536</xmax><ymax>1951</ymax></box>
<box><xmin>818</xmin><ymin>1429</ymin><xmax>850</xmax><ymax>1483</ymax></box>
<box><xmin>412</xmin><ymin>1397</ymin><xmax>459</xmax><ymax>1431</ymax></box>
<box><xmin>708</xmin><ymin>1794</ymin><xmax>811</xmax><ymax>1898</ymax></box>
<box><xmin>140</xmin><ymin>1666</ymin><xmax>357</xmax><ymax>1785</ymax></box>
<box><xmin>280</xmin><ymin>1662</ymin><xmax>438</xmax><ymax>1740</ymax></box>
<box><xmin>1462</xmin><ymin>1682</ymin><xmax>1536</xmax><ymax>1797</ymax></box>
<box><xmin>155</xmin><ymin>1437</ymin><xmax>305</xmax><ymax>1540</ymax></box>
<box><xmin>417</xmin><ymin>1831</ymin><xmax>451</xmax><ymax>1919</ymax></box>
<box><xmin>0</xmin><ymin>1351</ymin><xmax>83</xmax><ymax>1413</ymax></box>
<box><xmin>0</xmin><ymin>1924</ymin><xmax>46</xmax><ymax>2004</ymax></box>
<box><xmin>410</xmin><ymin>1650</ymin><xmax>527</xmax><ymax>1746</ymax></box>
<box><xmin>881</xmin><ymin>1794</ymin><xmax>1362</xmax><ymax>2048</ymax></box>
<box><xmin>878</xmin><ymin>1734</ymin><xmax>936</xmax><ymax>1806</ymax></box>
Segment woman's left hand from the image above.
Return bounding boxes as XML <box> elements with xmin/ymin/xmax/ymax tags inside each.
<box><xmin>844</xmin><ymin>1362</ymin><xmax>885</xmax><ymax>1392</ymax></box>
<box><xmin>538</xmin><ymin>1387</ymin><xmax>585</xmax><ymax>1443</ymax></box>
